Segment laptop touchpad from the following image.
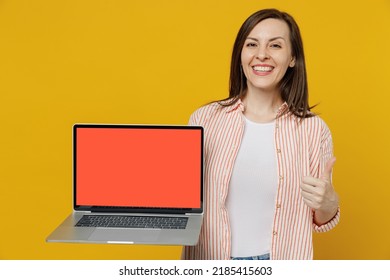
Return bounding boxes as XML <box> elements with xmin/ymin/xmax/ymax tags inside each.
<box><xmin>89</xmin><ymin>228</ymin><xmax>161</xmax><ymax>243</ymax></box>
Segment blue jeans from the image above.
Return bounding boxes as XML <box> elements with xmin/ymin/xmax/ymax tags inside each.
<box><xmin>231</xmin><ymin>253</ymin><xmax>270</xmax><ymax>260</ymax></box>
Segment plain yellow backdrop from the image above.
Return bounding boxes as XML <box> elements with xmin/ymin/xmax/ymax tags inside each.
<box><xmin>0</xmin><ymin>0</ymin><xmax>389</xmax><ymax>260</ymax></box>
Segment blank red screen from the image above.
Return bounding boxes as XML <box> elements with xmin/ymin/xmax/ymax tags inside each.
<box><xmin>76</xmin><ymin>127</ymin><xmax>202</xmax><ymax>208</ymax></box>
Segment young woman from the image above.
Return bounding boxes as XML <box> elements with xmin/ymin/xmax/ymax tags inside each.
<box><xmin>183</xmin><ymin>9</ymin><xmax>340</xmax><ymax>260</ymax></box>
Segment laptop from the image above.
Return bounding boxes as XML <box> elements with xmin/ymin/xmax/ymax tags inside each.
<box><xmin>46</xmin><ymin>124</ymin><xmax>204</xmax><ymax>245</ymax></box>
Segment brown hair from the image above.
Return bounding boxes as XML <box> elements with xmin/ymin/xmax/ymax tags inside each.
<box><xmin>221</xmin><ymin>8</ymin><xmax>315</xmax><ymax>118</ymax></box>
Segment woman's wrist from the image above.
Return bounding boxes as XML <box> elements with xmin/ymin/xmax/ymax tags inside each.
<box><xmin>313</xmin><ymin>199</ymin><xmax>339</xmax><ymax>226</ymax></box>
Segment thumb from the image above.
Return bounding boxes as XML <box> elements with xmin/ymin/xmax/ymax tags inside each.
<box><xmin>320</xmin><ymin>156</ymin><xmax>336</xmax><ymax>180</ymax></box>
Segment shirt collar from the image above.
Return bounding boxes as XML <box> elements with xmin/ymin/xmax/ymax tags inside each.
<box><xmin>223</xmin><ymin>98</ymin><xmax>245</xmax><ymax>113</ymax></box>
<box><xmin>223</xmin><ymin>98</ymin><xmax>290</xmax><ymax>116</ymax></box>
<box><xmin>276</xmin><ymin>102</ymin><xmax>289</xmax><ymax>117</ymax></box>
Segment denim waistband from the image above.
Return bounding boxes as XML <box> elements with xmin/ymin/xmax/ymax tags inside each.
<box><xmin>231</xmin><ymin>253</ymin><xmax>270</xmax><ymax>260</ymax></box>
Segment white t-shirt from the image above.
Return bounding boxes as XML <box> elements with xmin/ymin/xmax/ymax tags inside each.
<box><xmin>226</xmin><ymin>117</ymin><xmax>278</xmax><ymax>257</ymax></box>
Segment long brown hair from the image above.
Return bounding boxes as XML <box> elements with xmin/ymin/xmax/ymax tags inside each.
<box><xmin>221</xmin><ymin>9</ymin><xmax>315</xmax><ymax>118</ymax></box>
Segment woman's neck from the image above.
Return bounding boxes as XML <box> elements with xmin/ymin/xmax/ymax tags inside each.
<box><xmin>242</xmin><ymin>88</ymin><xmax>283</xmax><ymax>123</ymax></box>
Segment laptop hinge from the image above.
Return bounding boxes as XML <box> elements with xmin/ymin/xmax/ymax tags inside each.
<box><xmin>185</xmin><ymin>213</ymin><xmax>201</xmax><ymax>216</ymax></box>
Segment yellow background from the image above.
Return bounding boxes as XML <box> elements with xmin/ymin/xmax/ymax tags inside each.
<box><xmin>0</xmin><ymin>0</ymin><xmax>389</xmax><ymax>260</ymax></box>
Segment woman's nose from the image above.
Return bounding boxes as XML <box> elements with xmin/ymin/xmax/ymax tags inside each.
<box><xmin>256</xmin><ymin>46</ymin><xmax>269</xmax><ymax>61</ymax></box>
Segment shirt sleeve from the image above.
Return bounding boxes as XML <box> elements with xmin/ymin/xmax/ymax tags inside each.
<box><xmin>312</xmin><ymin>119</ymin><xmax>340</xmax><ymax>232</ymax></box>
<box><xmin>188</xmin><ymin>103</ymin><xmax>217</xmax><ymax>126</ymax></box>
<box><xmin>313</xmin><ymin>207</ymin><xmax>340</xmax><ymax>232</ymax></box>
<box><xmin>188</xmin><ymin>110</ymin><xmax>200</xmax><ymax>126</ymax></box>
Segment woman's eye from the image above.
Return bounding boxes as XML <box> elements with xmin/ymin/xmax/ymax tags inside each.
<box><xmin>246</xmin><ymin>42</ymin><xmax>257</xmax><ymax>47</ymax></box>
<box><xmin>270</xmin><ymin>43</ymin><xmax>282</xmax><ymax>48</ymax></box>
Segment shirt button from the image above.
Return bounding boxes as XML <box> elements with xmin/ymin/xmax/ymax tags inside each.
<box><xmin>275</xmin><ymin>124</ymin><xmax>279</xmax><ymax>129</ymax></box>
<box><xmin>273</xmin><ymin>231</ymin><xmax>278</xmax><ymax>236</ymax></box>
<box><xmin>277</xmin><ymin>148</ymin><xmax>281</xmax><ymax>153</ymax></box>
<box><xmin>279</xmin><ymin>175</ymin><xmax>284</xmax><ymax>180</ymax></box>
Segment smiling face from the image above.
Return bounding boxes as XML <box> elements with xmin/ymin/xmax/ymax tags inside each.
<box><xmin>241</xmin><ymin>18</ymin><xmax>296</xmax><ymax>95</ymax></box>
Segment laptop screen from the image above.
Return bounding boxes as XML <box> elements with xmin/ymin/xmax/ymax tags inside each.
<box><xmin>73</xmin><ymin>124</ymin><xmax>203</xmax><ymax>212</ymax></box>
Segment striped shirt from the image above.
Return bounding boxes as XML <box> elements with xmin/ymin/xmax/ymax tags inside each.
<box><xmin>184</xmin><ymin>99</ymin><xmax>340</xmax><ymax>260</ymax></box>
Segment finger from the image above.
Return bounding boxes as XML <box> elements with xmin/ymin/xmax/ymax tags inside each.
<box><xmin>302</xmin><ymin>176</ymin><xmax>323</xmax><ymax>186</ymax></box>
<box><xmin>300</xmin><ymin>193</ymin><xmax>318</xmax><ymax>209</ymax></box>
<box><xmin>320</xmin><ymin>156</ymin><xmax>336</xmax><ymax>180</ymax></box>
<box><xmin>302</xmin><ymin>197</ymin><xmax>320</xmax><ymax>210</ymax></box>
<box><xmin>300</xmin><ymin>182</ymin><xmax>315</xmax><ymax>193</ymax></box>
<box><xmin>300</xmin><ymin>188</ymin><xmax>314</xmax><ymax>199</ymax></box>
<box><xmin>301</xmin><ymin>183</ymin><xmax>323</xmax><ymax>196</ymax></box>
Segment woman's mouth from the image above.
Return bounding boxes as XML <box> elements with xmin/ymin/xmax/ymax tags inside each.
<box><xmin>251</xmin><ymin>65</ymin><xmax>274</xmax><ymax>76</ymax></box>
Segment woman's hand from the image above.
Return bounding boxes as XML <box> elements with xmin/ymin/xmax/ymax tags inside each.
<box><xmin>300</xmin><ymin>157</ymin><xmax>339</xmax><ymax>226</ymax></box>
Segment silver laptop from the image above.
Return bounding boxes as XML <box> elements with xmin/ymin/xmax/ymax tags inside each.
<box><xmin>47</xmin><ymin>124</ymin><xmax>204</xmax><ymax>245</ymax></box>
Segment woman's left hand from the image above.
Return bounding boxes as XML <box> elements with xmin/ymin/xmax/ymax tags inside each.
<box><xmin>300</xmin><ymin>157</ymin><xmax>339</xmax><ymax>225</ymax></box>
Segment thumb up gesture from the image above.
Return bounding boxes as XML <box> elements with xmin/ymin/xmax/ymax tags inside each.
<box><xmin>300</xmin><ymin>157</ymin><xmax>339</xmax><ymax>226</ymax></box>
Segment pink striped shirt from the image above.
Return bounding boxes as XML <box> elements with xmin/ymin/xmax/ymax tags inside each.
<box><xmin>184</xmin><ymin>99</ymin><xmax>340</xmax><ymax>260</ymax></box>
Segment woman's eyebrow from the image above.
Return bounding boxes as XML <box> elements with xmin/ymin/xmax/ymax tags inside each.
<box><xmin>246</xmin><ymin>36</ymin><xmax>286</xmax><ymax>42</ymax></box>
<box><xmin>246</xmin><ymin>37</ymin><xmax>259</xmax><ymax>42</ymax></box>
<box><xmin>269</xmin><ymin>36</ymin><xmax>286</xmax><ymax>42</ymax></box>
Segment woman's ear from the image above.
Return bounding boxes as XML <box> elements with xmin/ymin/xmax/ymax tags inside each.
<box><xmin>289</xmin><ymin>57</ymin><xmax>296</xmax><ymax>68</ymax></box>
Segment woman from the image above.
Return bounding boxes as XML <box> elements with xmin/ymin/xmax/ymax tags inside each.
<box><xmin>183</xmin><ymin>9</ymin><xmax>340</xmax><ymax>260</ymax></box>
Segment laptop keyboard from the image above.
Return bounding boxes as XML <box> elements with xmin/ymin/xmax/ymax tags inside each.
<box><xmin>75</xmin><ymin>215</ymin><xmax>188</xmax><ymax>229</ymax></box>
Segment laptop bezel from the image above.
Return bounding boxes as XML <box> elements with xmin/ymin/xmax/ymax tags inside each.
<box><xmin>72</xmin><ymin>123</ymin><xmax>204</xmax><ymax>214</ymax></box>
